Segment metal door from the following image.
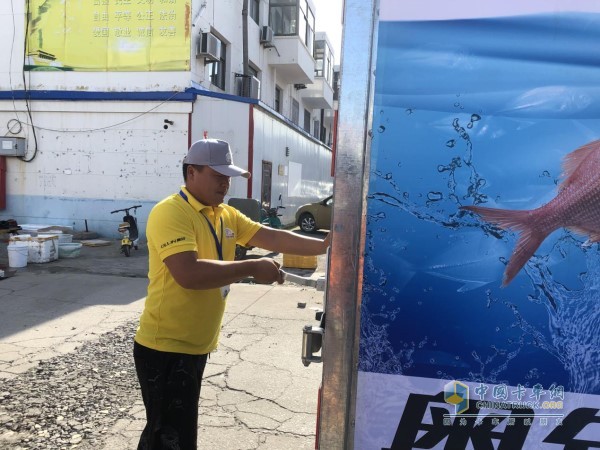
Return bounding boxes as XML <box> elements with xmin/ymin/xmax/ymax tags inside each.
<box><xmin>260</xmin><ymin>161</ymin><xmax>272</xmax><ymax>209</ymax></box>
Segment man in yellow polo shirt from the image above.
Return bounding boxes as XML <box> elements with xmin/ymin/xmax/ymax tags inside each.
<box><xmin>133</xmin><ymin>138</ymin><xmax>330</xmax><ymax>449</ymax></box>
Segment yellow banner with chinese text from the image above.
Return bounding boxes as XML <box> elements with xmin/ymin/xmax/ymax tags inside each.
<box><xmin>26</xmin><ymin>0</ymin><xmax>191</xmax><ymax>71</ymax></box>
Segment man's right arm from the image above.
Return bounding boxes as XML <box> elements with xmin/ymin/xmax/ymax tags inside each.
<box><xmin>164</xmin><ymin>251</ymin><xmax>284</xmax><ymax>289</ymax></box>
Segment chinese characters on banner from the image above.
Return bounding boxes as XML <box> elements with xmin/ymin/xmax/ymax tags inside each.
<box><xmin>26</xmin><ymin>0</ymin><xmax>191</xmax><ymax>71</ymax></box>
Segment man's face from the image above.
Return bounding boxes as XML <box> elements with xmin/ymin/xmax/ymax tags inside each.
<box><xmin>187</xmin><ymin>165</ymin><xmax>231</xmax><ymax>206</ymax></box>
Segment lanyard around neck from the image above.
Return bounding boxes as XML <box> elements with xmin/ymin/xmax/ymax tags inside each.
<box><xmin>179</xmin><ymin>190</ymin><xmax>224</xmax><ymax>261</ymax></box>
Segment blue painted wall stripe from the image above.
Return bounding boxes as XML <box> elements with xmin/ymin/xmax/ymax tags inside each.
<box><xmin>0</xmin><ymin>88</ymin><xmax>262</xmax><ymax>104</ymax></box>
<box><xmin>0</xmin><ymin>90</ymin><xmax>196</xmax><ymax>102</ymax></box>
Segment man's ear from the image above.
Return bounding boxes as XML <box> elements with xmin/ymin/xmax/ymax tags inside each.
<box><xmin>187</xmin><ymin>165</ymin><xmax>196</xmax><ymax>179</ymax></box>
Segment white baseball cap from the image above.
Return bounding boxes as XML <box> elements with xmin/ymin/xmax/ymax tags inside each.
<box><xmin>183</xmin><ymin>139</ymin><xmax>251</xmax><ymax>179</ymax></box>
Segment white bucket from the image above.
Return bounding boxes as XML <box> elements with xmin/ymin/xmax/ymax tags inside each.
<box><xmin>8</xmin><ymin>242</ymin><xmax>28</xmax><ymax>268</ymax></box>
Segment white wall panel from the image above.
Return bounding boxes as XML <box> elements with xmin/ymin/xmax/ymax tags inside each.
<box><xmin>192</xmin><ymin>95</ymin><xmax>332</xmax><ymax>226</ymax></box>
<box><xmin>191</xmin><ymin>96</ymin><xmax>251</xmax><ymax>199</ymax></box>
<box><xmin>0</xmin><ymin>101</ymin><xmax>191</xmax><ymax>237</ymax></box>
<box><xmin>253</xmin><ymin>107</ymin><xmax>333</xmax><ymax>225</ymax></box>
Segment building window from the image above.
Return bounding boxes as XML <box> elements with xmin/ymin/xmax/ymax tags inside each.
<box><xmin>248</xmin><ymin>65</ymin><xmax>258</xmax><ymax>78</ymax></box>
<box><xmin>269</xmin><ymin>0</ymin><xmax>314</xmax><ymax>53</ymax></box>
<box><xmin>304</xmin><ymin>109</ymin><xmax>311</xmax><ymax>133</ymax></box>
<box><xmin>250</xmin><ymin>0</ymin><xmax>259</xmax><ymax>24</ymax></box>
<box><xmin>313</xmin><ymin>120</ymin><xmax>320</xmax><ymax>139</ymax></box>
<box><xmin>314</xmin><ymin>39</ymin><xmax>333</xmax><ymax>84</ymax></box>
<box><xmin>333</xmin><ymin>69</ymin><xmax>340</xmax><ymax>101</ymax></box>
<box><xmin>275</xmin><ymin>86</ymin><xmax>282</xmax><ymax>113</ymax></box>
<box><xmin>292</xmin><ymin>99</ymin><xmax>299</xmax><ymax>125</ymax></box>
<box><xmin>207</xmin><ymin>36</ymin><xmax>227</xmax><ymax>90</ymax></box>
<box><xmin>299</xmin><ymin>0</ymin><xmax>314</xmax><ymax>54</ymax></box>
<box><xmin>270</xmin><ymin>0</ymin><xmax>296</xmax><ymax>35</ymax></box>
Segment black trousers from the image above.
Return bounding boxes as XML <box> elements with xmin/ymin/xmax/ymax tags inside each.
<box><xmin>133</xmin><ymin>341</ymin><xmax>208</xmax><ymax>450</ymax></box>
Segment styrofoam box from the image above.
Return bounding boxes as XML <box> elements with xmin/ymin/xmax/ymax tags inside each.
<box><xmin>27</xmin><ymin>235</ymin><xmax>59</xmax><ymax>263</ymax></box>
<box><xmin>9</xmin><ymin>234</ymin><xmax>32</xmax><ymax>243</ymax></box>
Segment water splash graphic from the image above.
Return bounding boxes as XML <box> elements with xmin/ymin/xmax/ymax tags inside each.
<box><xmin>363</xmin><ymin>99</ymin><xmax>599</xmax><ymax>394</ymax></box>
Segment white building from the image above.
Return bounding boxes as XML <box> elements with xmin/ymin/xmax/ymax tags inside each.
<box><xmin>0</xmin><ymin>0</ymin><xmax>336</xmax><ymax>238</ymax></box>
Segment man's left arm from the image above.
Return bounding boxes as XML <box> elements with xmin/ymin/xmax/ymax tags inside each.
<box><xmin>247</xmin><ymin>227</ymin><xmax>330</xmax><ymax>256</ymax></box>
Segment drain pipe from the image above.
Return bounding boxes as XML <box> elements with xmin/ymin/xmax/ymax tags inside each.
<box><xmin>242</xmin><ymin>0</ymin><xmax>249</xmax><ymax>78</ymax></box>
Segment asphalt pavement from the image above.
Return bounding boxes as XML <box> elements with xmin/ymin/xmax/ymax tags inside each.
<box><xmin>0</xmin><ymin>233</ymin><xmax>327</xmax><ymax>449</ymax></box>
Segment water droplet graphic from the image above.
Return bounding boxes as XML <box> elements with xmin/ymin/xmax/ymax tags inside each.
<box><xmin>378</xmin><ymin>125</ymin><xmax>386</xmax><ymax>133</ymax></box>
<box><xmin>446</xmin><ymin>139</ymin><xmax>456</xmax><ymax>148</ymax></box>
<box><xmin>371</xmin><ymin>211</ymin><xmax>387</xmax><ymax>221</ymax></box>
<box><xmin>427</xmin><ymin>192</ymin><xmax>443</xmax><ymax>202</ymax></box>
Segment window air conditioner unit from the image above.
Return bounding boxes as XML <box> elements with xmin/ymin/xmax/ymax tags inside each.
<box><xmin>237</xmin><ymin>76</ymin><xmax>261</xmax><ymax>99</ymax></box>
<box><xmin>196</xmin><ymin>32</ymin><xmax>220</xmax><ymax>61</ymax></box>
<box><xmin>260</xmin><ymin>26</ymin><xmax>274</xmax><ymax>45</ymax></box>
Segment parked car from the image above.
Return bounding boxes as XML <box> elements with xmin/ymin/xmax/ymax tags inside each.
<box><xmin>295</xmin><ymin>195</ymin><xmax>333</xmax><ymax>233</ymax></box>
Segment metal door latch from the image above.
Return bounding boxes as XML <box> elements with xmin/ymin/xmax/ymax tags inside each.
<box><xmin>302</xmin><ymin>325</ymin><xmax>324</xmax><ymax>366</ymax></box>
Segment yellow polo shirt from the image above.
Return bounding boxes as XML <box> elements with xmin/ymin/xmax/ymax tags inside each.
<box><xmin>135</xmin><ymin>187</ymin><xmax>262</xmax><ymax>355</ymax></box>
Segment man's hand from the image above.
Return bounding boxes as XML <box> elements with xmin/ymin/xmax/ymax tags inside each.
<box><xmin>250</xmin><ymin>258</ymin><xmax>284</xmax><ymax>284</ymax></box>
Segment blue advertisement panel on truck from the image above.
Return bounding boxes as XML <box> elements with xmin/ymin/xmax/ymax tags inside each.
<box><xmin>321</xmin><ymin>1</ymin><xmax>600</xmax><ymax>449</ymax></box>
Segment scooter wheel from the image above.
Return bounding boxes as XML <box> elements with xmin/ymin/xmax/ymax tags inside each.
<box><xmin>122</xmin><ymin>245</ymin><xmax>131</xmax><ymax>257</ymax></box>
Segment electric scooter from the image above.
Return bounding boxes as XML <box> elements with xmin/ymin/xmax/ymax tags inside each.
<box><xmin>227</xmin><ymin>195</ymin><xmax>286</xmax><ymax>260</ymax></box>
<box><xmin>260</xmin><ymin>194</ymin><xmax>285</xmax><ymax>229</ymax></box>
<box><xmin>260</xmin><ymin>204</ymin><xmax>285</xmax><ymax>229</ymax></box>
<box><xmin>110</xmin><ymin>205</ymin><xmax>142</xmax><ymax>257</ymax></box>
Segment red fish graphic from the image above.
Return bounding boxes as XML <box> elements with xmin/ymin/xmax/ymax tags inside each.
<box><xmin>461</xmin><ymin>139</ymin><xmax>600</xmax><ymax>286</ymax></box>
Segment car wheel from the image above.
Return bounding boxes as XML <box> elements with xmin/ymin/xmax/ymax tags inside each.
<box><xmin>299</xmin><ymin>213</ymin><xmax>317</xmax><ymax>233</ymax></box>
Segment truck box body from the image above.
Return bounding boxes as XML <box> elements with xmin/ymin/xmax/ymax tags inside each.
<box><xmin>320</xmin><ymin>1</ymin><xmax>600</xmax><ymax>448</ymax></box>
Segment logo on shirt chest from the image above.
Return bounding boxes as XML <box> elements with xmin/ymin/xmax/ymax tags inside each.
<box><xmin>224</xmin><ymin>228</ymin><xmax>235</xmax><ymax>239</ymax></box>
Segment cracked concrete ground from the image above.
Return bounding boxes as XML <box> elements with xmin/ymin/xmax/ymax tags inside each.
<box><xmin>99</xmin><ymin>285</ymin><xmax>324</xmax><ymax>450</ymax></box>
<box><xmin>0</xmin><ymin>238</ymin><xmax>326</xmax><ymax>449</ymax></box>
